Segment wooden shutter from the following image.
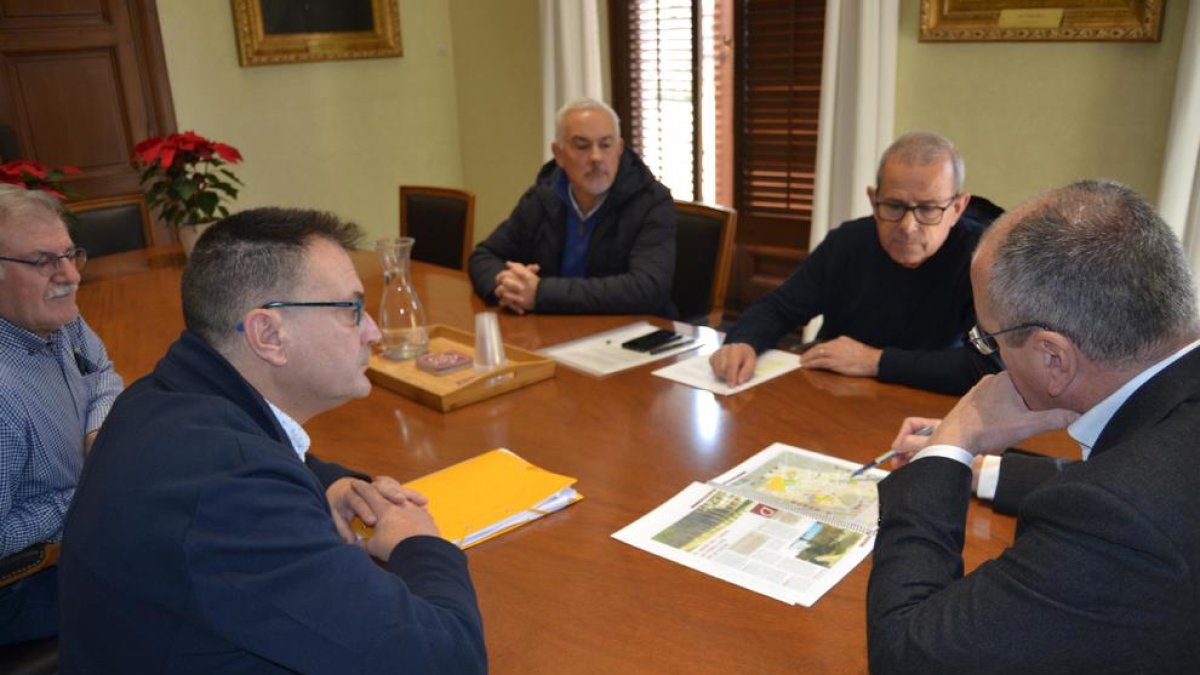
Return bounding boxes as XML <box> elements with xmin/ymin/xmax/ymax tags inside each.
<box><xmin>729</xmin><ymin>0</ymin><xmax>825</xmax><ymax>311</ymax></box>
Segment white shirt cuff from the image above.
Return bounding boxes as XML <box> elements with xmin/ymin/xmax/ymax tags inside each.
<box><xmin>911</xmin><ymin>444</ymin><xmax>974</xmax><ymax>468</ymax></box>
<box><xmin>974</xmin><ymin>455</ymin><xmax>1002</xmax><ymax>500</ymax></box>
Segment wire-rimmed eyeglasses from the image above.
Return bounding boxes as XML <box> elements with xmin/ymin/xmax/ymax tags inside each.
<box><xmin>873</xmin><ymin>197</ymin><xmax>959</xmax><ymax>226</ymax></box>
<box><xmin>0</xmin><ymin>247</ymin><xmax>87</xmax><ymax>276</ymax></box>
<box><xmin>967</xmin><ymin>323</ymin><xmax>1048</xmax><ymax>356</ymax></box>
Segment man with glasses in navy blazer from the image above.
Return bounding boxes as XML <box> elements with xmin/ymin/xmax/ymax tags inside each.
<box><xmin>59</xmin><ymin>209</ymin><xmax>486</xmax><ymax>673</ymax></box>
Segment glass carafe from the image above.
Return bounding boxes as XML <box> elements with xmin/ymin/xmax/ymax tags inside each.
<box><xmin>376</xmin><ymin>237</ymin><xmax>429</xmax><ymax>360</ymax></box>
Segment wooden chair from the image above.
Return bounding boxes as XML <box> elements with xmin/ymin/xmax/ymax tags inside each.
<box><xmin>671</xmin><ymin>201</ymin><xmax>737</xmax><ymax>326</ymax></box>
<box><xmin>399</xmin><ymin>185</ymin><xmax>476</xmax><ymax>270</ymax></box>
<box><xmin>0</xmin><ymin>543</ymin><xmax>60</xmax><ymax>675</ymax></box>
<box><xmin>66</xmin><ymin>194</ymin><xmax>154</xmax><ymax>258</ymax></box>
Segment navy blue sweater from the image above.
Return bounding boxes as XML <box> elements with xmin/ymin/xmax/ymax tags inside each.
<box><xmin>726</xmin><ymin>214</ymin><xmax>999</xmax><ymax>394</ymax></box>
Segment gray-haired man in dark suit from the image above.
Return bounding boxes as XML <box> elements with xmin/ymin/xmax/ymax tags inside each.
<box><xmin>869</xmin><ymin>180</ymin><xmax>1200</xmax><ymax>674</ymax></box>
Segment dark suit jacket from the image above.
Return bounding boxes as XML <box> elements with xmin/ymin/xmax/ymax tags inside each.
<box><xmin>867</xmin><ymin>347</ymin><xmax>1200</xmax><ymax>674</ymax></box>
<box><xmin>991</xmin><ymin>449</ymin><xmax>1075</xmax><ymax>515</ymax></box>
<box><xmin>58</xmin><ymin>331</ymin><xmax>486</xmax><ymax>674</ymax></box>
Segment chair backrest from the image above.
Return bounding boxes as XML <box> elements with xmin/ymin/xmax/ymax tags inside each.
<box><xmin>671</xmin><ymin>201</ymin><xmax>737</xmax><ymax>325</ymax></box>
<box><xmin>66</xmin><ymin>194</ymin><xmax>154</xmax><ymax>258</ymax></box>
<box><xmin>399</xmin><ymin>185</ymin><xmax>476</xmax><ymax>270</ymax></box>
<box><xmin>963</xmin><ymin>194</ymin><xmax>1004</xmax><ymax>226</ymax></box>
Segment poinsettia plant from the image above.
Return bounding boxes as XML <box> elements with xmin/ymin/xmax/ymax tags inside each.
<box><xmin>132</xmin><ymin>131</ymin><xmax>243</xmax><ymax>228</ymax></box>
<box><xmin>0</xmin><ymin>160</ymin><xmax>82</xmax><ymax>200</ymax></box>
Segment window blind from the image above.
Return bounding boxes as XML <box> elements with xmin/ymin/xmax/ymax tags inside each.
<box><xmin>735</xmin><ymin>0</ymin><xmax>825</xmax><ymax>248</ymax></box>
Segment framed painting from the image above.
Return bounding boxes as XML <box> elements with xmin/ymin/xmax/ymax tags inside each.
<box><xmin>919</xmin><ymin>0</ymin><xmax>1164</xmax><ymax>42</ymax></box>
<box><xmin>231</xmin><ymin>0</ymin><xmax>403</xmax><ymax>66</ymax></box>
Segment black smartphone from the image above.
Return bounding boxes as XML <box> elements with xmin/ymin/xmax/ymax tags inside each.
<box><xmin>621</xmin><ymin>329</ymin><xmax>678</xmax><ymax>352</ymax></box>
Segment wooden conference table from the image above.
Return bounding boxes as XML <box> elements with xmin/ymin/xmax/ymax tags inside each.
<box><xmin>78</xmin><ymin>246</ymin><xmax>1074</xmax><ymax>674</ymax></box>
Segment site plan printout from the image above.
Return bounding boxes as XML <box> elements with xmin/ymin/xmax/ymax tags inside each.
<box><xmin>612</xmin><ymin>443</ymin><xmax>881</xmax><ymax>606</ymax></box>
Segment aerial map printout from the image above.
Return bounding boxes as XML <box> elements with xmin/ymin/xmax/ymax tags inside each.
<box><xmin>612</xmin><ymin>443</ymin><xmax>882</xmax><ymax>606</ymax></box>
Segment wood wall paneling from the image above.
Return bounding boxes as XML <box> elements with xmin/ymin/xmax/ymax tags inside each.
<box><xmin>12</xmin><ymin>52</ymin><xmax>131</xmax><ymax>168</ymax></box>
<box><xmin>0</xmin><ymin>0</ymin><xmax>175</xmax><ymax>245</ymax></box>
<box><xmin>0</xmin><ymin>0</ymin><xmax>105</xmax><ymax>22</ymax></box>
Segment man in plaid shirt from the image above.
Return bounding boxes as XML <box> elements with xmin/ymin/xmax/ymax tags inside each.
<box><xmin>0</xmin><ymin>184</ymin><xmax>122</xmax><ymax>643</ymax></box>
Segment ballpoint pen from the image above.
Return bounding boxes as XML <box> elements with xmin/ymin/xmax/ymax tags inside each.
<box><xmin>849</xmin><ymin>425</ymin><xmax>934</xmax><ymax>478</ymax></box>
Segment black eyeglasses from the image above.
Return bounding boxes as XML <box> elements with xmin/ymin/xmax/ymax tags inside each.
<box><xmin>0</xmin><ymin>247</ymin><xmax>87</xmax><ymax>276</ymax></box>
<box><xmin>967</xmin><ymin>323</ymin><xmax>1048</xmax><ymax>356</ymax></box>
<box><xmin>261</xmin><ymin>298</ymin><xmax>365</xmax><ymax>325</ymax></box>
<box><xmin>235</xmin><ymin>298</ymin><xmax>366</xmax><ymax>332</ymax></box>
<box><xmin>873</xmin><ymin>197</ymin><xmax>959</xmax><ymax>226</ymax></box>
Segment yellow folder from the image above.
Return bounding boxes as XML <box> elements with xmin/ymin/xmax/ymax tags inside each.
<box><xmin>388</xmin><ymin>448</ymin><xmax>582</xmax><ymax>549</ymax></box>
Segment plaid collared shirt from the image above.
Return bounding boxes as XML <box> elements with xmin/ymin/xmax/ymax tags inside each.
<box><xmin>0</xmin><ymin>315</ymin><xmax>122</xmax><ymax>556</ymax></box>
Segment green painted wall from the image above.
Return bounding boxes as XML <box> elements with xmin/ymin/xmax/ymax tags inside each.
<box><xmin>895</xmin><ymin>0</ymin><xmax>1187</xmax><ymax>211</ymax></box>
<box><xmin>159</xmin><ymin>2</ymin><xmax>1182</xmax><ymax>247</ymax></box>
<box><xmin>157</xmin><ymin>1</ymin><xmax>464</xmax><ymax>245</ymax></box>
<box><xmin>448</xmin><ymin>0</ymin><xmax>544</xmax><ymax>244</ymax></box>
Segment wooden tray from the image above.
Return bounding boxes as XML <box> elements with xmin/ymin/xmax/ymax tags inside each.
<box><xmin>367</xmin><ymin>324</ymin><xmax>555</xmax><ymax>412</ymax></box>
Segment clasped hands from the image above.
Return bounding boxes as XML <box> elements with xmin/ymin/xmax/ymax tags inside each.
<box><xmin>326</xmin><ymin>476</ymin><xmax>440</xmax><ymax>561</ymax></box>
<box><xmin>493</xmin><ymin>262</ymin><xmax>540</xmax><ymax>314</ymax></box>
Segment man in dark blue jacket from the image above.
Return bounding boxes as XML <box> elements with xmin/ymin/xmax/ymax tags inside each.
<box><xmin>59</xmin><ymin>209</ymin><xmax>486</xmax><ymax>673</ymax></box>
<box><xmin>468</xmin><ymin>97</ymin><xmax>676</xmax><ymax>316</ymax></box>
<box><xmin>710</xmin><ymin>132</ymin><xmax>1001</xmax><ymax>395</ymax></box>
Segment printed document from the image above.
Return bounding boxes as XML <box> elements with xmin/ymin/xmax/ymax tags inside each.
<box><xmin>652</xmin><ymin>349</ymin><xmax>800</xmax><ymax>395</ymax></box>
<box><xmin>612</xmin><ymin>443</ymin><xmax>882</xmax><ymax>606</ymax></box>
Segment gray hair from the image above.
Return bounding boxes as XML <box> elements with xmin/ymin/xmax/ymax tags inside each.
<box><xmin>0</xmin><ymin>184</ymin><xmax>66</xmax><ymax>280</ymax></box>
<box><xmin>985</xmin><ymin>180</ymin><xmax>1198</xmax><ymax>366</ymax></box>
<box><xmin>555</xmin><ymin>97</ymin><xmax>621</xmax><ymax>143</ymax></box>
<box><xmin>181</xmin><ymin>208</ymin><xmax>362</xmax><ymax>353</ymax></box>
<box><xmin>876</xmin><ymin>132</ymin><xmax>965</xmax><ymax>195</ymax></box>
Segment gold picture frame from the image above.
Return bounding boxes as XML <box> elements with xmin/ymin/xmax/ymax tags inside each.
<box><xmin>231</xmin><ymin>0</ymin><xmax>403</xmax><ymax>66</ymax></box>
<box><xmin>919</xmin><ymin>0</ymin><xmax>1164</xmax><ymax>42</ymax></box>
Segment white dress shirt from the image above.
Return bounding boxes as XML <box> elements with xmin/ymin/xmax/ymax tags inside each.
<box><xmin>917</xmin><ymin>337</ymin><xmax>1200</xmax><ymax>500</ymax></box>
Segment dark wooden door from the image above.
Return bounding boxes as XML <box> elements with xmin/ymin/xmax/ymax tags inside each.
<box><xmin>0</xmin><ymin>0</ymin><xmax>175</xmax><ymax>243</ymax></box>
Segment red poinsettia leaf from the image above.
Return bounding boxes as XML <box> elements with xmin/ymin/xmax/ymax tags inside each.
<box><xmin>21</xmin><ymin>163</ymin><xmax>48</xmax><ymax>179</ymax></box>
<box><xmin>133</xmin><ymin>136</ymin><xmax>162</xmax><ymax>157</ymax></box>
<box><xmin>175</xmin><ymin>131</ymin><xmax>204</xmax><ymax>152</ymax></box>
<box><xmin>159</xmin><ymin>147</ymin><xmax>177</xmax><ymax>170</ymax></box>
<box><xmin>212</xmin><ymin>143</ymin><xmax>242</xmax><ymax>163</ymax></box>
<box><xmin>62</xmin><ymin>165</ymin><xmax>81</xmax><ymax>174</ymax></box>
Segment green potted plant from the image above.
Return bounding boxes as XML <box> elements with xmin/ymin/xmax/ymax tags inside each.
<box><xmin>132</xmin><ymin>131</ymin><xmax>243</xmax><ymax>255</ymax></box>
